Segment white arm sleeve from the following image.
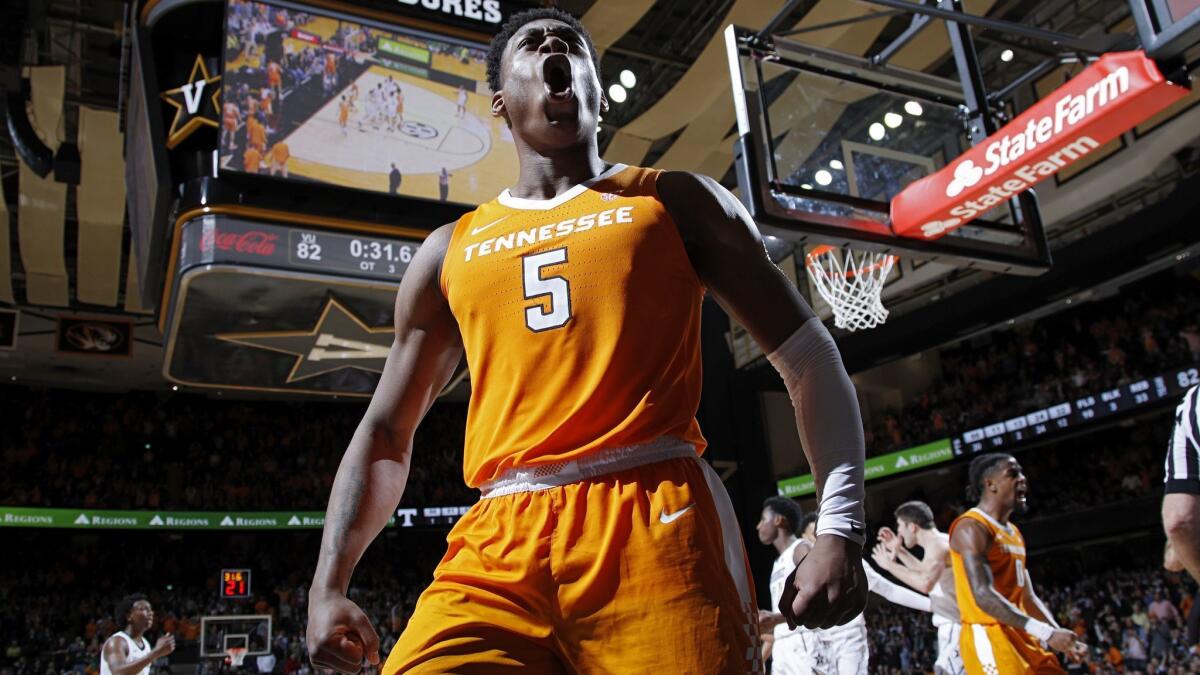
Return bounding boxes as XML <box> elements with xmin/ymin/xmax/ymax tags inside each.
<box><xmin>766</xmin><ymin>317</ymin><xmax>866</xmax><ymax>544</ymax></box>
<box><xmin>864</xmin><ymin>562</ymin><xmax>932</xmax><ymax>613</ymax></box>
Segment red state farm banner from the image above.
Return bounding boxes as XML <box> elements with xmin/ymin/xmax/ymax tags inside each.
<box><xmin>891</xmin><ymin>51</ymin><xmax>1189</xmax><ymax>240</ymax></box>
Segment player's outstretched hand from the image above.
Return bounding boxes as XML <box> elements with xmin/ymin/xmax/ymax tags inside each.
<box><xmin>870</xmin><ymin>542</ymin><xmax>894</xmax><ymax>568</ymax></box>
<box><xmin>307</xmin><ymin>589</ymin><xmax>381</xmax><ymax>673</ymax></box>
<box><xmin>876</xmin><ymin>526</ymin><xmax>899</xmax><ymax>553</ymax></box>
<box><xmin>153</xmin><ymin>634</ymin><xmax>175</xmax><ymax>657</ymax></box>
<box><xmin>780</xmin><ymin>534</ymin><xmax>867</xmax><ymax>630</ymax></box>
<box><xmin>1047</xmin><ymin>628</ymin><xmax>1080</xmax><ymax>653</ymax></box>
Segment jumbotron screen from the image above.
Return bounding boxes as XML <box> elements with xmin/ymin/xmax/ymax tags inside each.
<box><xmin>219</xmin><ymin>0</ymin><xmax>516</xmax><ymax>205</ymax></box>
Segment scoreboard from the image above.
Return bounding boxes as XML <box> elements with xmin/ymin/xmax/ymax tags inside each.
<box><xmin>221</xmin><ymin>569</ymin><xmax>252</xmax><ymax>599</ymax></box>
<box><xmin>953</xmin><ymin>364</ymin><xmax>1200</xmax><ymax>454</ymax></box>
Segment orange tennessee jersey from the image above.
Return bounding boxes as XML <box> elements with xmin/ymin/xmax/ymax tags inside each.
<box><xmin>950</xmin><ymin>507</ymin><xmax>1030</xmax><ymax>625</ymax></box>
<box><xmin>439</xmin><ymin>164</ymin><xmax>707</xmax><ymax>487</ymax></box>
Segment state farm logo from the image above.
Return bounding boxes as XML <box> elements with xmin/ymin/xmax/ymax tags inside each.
<box><xmin>200</xmin><ymin>229</ymin><xmax>279</xmax><ymax>256</ymax></box>
<box><xmin>945</xmin><ymin>160</ymin><xmax>984</xmax><ymax>198</ymax></box>
<box><xmin>920</xmin><ymin>217</ymin><xmax>962</xmax><ymax>238</ymax></box>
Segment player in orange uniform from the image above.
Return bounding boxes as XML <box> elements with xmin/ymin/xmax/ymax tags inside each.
<box><xmin>306</xmin><ymin>8</ymin><xmax>869</xmax><ymax>674</ymax></box>
<box><xmin>949</xmin><ymin>453</ymin><xmax>1083</xmax><ymax>674</ymax></box>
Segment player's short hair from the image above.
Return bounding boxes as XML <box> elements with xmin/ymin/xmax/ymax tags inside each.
<box><xmin>894</xmin><ymin>501</ymin><xmax>935</xmax><ymax>529</ymax></box>
<box><xmin>117</xmin><ymin>593</ymin><xmax>148</xmax><ymax>625</ymax></box>
<box><xmin>485</xmin><ymin>8</ymin><xmax>600</xmax><ymax>93</ymax></box>
<box><xmin>968</xmin><ymin>453</ymin><xmax>1014</xmax><ymax>501</ymax></box>
<box><xmin>762</xmin><ymin>496</ymin><xmax>803</xmax><ymax>534</ymax></box>
<box><xmin>799</xmin><ymin>512</ymin><xmax>819</xmax><ymax>536</ymax></box>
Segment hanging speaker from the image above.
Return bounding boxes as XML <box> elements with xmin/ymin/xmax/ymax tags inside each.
<box><xmin>5</xmin><ymin>89</ymin><xmax>53</xmax><ymax>177</ymax></box>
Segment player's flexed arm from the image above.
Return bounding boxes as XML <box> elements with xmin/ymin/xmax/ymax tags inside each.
<box><xmin>950</xmin><ymin>520</ymin><xmax>1076</xmax><ymax>652</ymax></box>
<box><xmin>658</xmin><ymin>171</ymin><xmax>868</xmax><ymax>630</ymax></box>
<box><xmin>307</xmin><ymin>224</ymin><xmax>463</xmax><ymax>673</ymax></box>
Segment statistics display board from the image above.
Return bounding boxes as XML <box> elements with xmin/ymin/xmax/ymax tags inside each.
<box><xmin>219</xmin><ymin>0</ymin><xmax>516</xmax><ymax>205</ymax></box>
<box><xmin>952</xmin><ymin>364</ymin><xmax>1200</xmax><ymax>454</ymax></box>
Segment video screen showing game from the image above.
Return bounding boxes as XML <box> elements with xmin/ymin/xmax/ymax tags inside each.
<box><xmin>219</xmin><ymin>0</ymin><xmax>517</xmax><ymax>206</ymax></box>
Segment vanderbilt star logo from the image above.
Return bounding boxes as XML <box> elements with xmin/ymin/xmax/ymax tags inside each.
<box><xmin>160</xmin><ymin>55</ymin><xmax>222</xmax><ymax>149</ymax></box>
<box><xmin>216</xmin><ymin>298</ymin><xmax>393</xmax><ymax>384</ymax></box>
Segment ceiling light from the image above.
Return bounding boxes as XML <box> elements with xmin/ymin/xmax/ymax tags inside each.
<box><xmin>619</xmin><ymin>69</ymin><xmax>637</xmax><ymax>88</ymax></box>
<box><xmin>801</xmin><ymin>183</ymin><xmax>813</xmax><ymax>190</ymax></box>
<box><xmin>172</xmin><ymin>385</ymin><xmax>178</xmax><ymax>391</ymax></box>
<box><xmin>904</xmin><ymin>100</ymin><xmax>923</xmax><ymax>116</ymax></box>
<box><xmin>830</xmin><ymin>159</ymin><xmax>844</xmax><ymax>170</ymax></box>
<box><xmin>607</xmin><ymin>84</ymin><xmax>627</xmax><ymax>103</ymax></box>
<box><xmin>868</xmin><ymin>122</ymin><xmax>885</xmax><ymax>141</ymax></box>
<box><xmin>1000</xmin><ymin>49</ymin><xmax>1014</xmax><ymax>62</ymax></box>
<box><xmin>884</xmin><ymin>112</ymin><xmax>903</xmax><ymax>128</ymax></box>
<box><xmin>815</xmin><ymin>169</ymin><xmax>833</xmax><ymax>186</ymax></box>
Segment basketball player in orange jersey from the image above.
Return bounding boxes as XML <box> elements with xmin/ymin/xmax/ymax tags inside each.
<box><xmin>950</xmin><ymin>453</ymin><xmax>1083</xmax><ymax>673</ymax></box>
<box><xmin>307</xmin><ymin>8</ymin><xmax>868</xmax><ymax>673</ymax></box>
<box><xmin>222</xmin><ymin>101</ymin><xmax>240</xmax><ymax>153</ymax></box>
<box><xmin>266</xmin><ymin>59</ymin><xmax>283</xmax><ymax>98</ymax></box>
<box><xmin>337</xmin><ymin>95</ymin><xmax>351</xmax><ymax>135</ymax></box>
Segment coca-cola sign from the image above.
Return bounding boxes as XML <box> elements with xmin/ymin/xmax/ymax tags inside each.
<box><xmin>200</xmin><ymin>229</ymin><xmax>279</xmax><ymax>256</ymax></box>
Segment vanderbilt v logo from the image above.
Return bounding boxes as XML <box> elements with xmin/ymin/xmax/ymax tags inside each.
<box><xmin>160</xmin><ymin>55</ymin><xmax>221</xmax><ymax>149</ymax></box>
<box><xmin>181</xmin><ymin>81</ymin><xmax>207</xmax><ymax>114</ymax></box>
<box><xmin>309</xmin><ymin>334</ymin><xmax>391</xmax><ymax>362</ymax></box>
<box><xmin>216</xmin><ymin>298</ymin><xmax>394</xmax><ymax>383</ymax></box>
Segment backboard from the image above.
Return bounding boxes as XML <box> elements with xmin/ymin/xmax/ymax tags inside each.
<box><xmin>199</xmin><ymin>614</ymin><xmax>273</xmax><ymax>658</ymax></box>
<box><xmin>724</xmin><ymin>23</ymin><xmax>1053</xmax><ymax>276</ymax></box>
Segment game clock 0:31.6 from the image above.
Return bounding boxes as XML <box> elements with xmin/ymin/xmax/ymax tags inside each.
<box><xmin>221</xmin><ymin>568</ymin><xmax>252</xmax><ymax>599</ymax></box>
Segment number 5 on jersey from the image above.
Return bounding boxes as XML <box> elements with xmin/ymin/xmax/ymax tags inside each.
<box><xmin>523</xmin><ymin>248</ymin><xmax>571</xmax><ymax>332</ymax></box>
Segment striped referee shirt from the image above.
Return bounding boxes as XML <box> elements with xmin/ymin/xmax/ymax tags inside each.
<box><xmin>1166</xmin><ymin>384</ymin><xmax>1200</xmax><ymax>489</ymax></box>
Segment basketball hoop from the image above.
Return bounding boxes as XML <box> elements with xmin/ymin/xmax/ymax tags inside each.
<box><xmin>805</xmin><ymin>245</ymin><xmax>897</xmax><ymax>332</ymax></box>
<box><xmin>225</xmin><ymin>646</ymin><xmax>248</xmax><ymax>668</ymax></box>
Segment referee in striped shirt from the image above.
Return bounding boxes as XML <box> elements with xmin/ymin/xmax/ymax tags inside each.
<box><xmin>1163</xmin><ymin>384</ymin><xmax>1200</xmax><ymax>581</ymax></box>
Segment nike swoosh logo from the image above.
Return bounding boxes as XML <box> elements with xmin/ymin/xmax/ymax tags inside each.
<box><xmin>659</xmin><ymin>504</ymin><xmax>695</xmax><ymax>524</ymax></box>
<box><xmin>471</xmin><ymin>216</ymin><xmax>508</xmax><ymax>236</ymax></box>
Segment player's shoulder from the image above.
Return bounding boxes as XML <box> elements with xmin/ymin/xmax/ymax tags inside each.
<box><xmin>949</xmin><ymin>509</ymin><xmax>992</xmax><ymax>539</ymax></box>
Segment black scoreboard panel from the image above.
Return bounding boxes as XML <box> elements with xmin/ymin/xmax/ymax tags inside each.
<box><xmin>952</xmin><ymin>365</ymin><xmax>1200</xmax><ymax>454</ymax></box>
<box><xmin>163</xmin><ymin>214</ymin><xmax>421</xmax><ymax>396</ymax></box>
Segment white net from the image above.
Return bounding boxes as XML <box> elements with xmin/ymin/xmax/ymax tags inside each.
<box><xmin>805</xmin><ymin>246</ymin><xmax>897</xmax><ymax>331</ymax></box>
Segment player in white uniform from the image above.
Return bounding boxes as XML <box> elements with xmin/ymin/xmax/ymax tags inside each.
<box><xmin>792</xmin><ymin>514</ymin><xmax>932</xmax><ymax>674</ymax></box>
<box><xmin>757</xmin><ymin>497</ymin><xmax>822</xmax><ymax>674</ymax></box>
<box><xmin>100</xmin><ymin>594</ymin><xmax>174</xmax><ymax>675</ymax></box>
<box><xmin>871</xmin><ymin>500</ymin><xmax>964</xmax><ymax>675</ymax></box>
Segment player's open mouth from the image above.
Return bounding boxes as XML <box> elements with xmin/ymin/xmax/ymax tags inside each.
<box><xmin>542</xmin><ymin>54</ymin><xmax>574</xmax><ymax>101</ymax></box>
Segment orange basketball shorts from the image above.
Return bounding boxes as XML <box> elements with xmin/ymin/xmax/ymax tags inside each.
<box><xmin>960</xmin><ymin>623</ymin><xmax>1064</xmax><ymax>675</ymax></box>
<box><xmin>383</xmin><ymin>448</ymin><xmax>763</xmax><ymax>674</ymax></box>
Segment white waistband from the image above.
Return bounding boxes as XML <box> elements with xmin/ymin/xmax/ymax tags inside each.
<box><xmin>478</xmin><ymin>436</ymin><xmax>698</xmax><ymax>499</ymax></box>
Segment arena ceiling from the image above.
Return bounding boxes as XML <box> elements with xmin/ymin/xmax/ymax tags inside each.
<box><xmin>1</xmin><ymin>0</ymin><xmax>1199</xmax><ymax>392</ymax></box>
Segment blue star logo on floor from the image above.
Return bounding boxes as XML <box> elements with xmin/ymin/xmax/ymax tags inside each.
<box><xmin>215</xmin><ymin>297</ymin><xmax>393</xmax><ymax>384</ymax></box>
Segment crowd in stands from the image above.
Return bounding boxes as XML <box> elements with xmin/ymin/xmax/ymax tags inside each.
<box><xmin>0</xmin><ymin>389</ymin><xmax>475</xmax><ymax>511</ymax></box>
<box><xmin>865</xmin><ymin>561</ymin><xmax>1200</xmax><ymax>674</ymax></box>
<box><xmin>0</xmin><ymin>530</ymin><xmax>444</xmax><ymax>675</ymax></box>
<box><xmin>863</xmin><ymin>268</ymin><xmax>1200</xmax><ymax>458</ymax></box>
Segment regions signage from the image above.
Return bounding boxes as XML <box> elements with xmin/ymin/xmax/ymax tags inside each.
<box><xmin>0</xmin><ymin>506</ymin><xmax>475</xmax><ymax>530</ymax></box>
<box><xmin>893</xmin><ymin>51</ymin><xmax>1189</xmax><ymax>239</ymax></box>
<box><xmin>777</xmin><ymin>439</ymin><xmax>953</xmax><ymax>497</ymax></box>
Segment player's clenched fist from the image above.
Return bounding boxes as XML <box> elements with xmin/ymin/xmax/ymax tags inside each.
<box><xmin>779</xmin><ymin>534</ymin><xmax>868</xmax><ymax>630</ymax></box>
<box><xmin>307</xmin><ymin>589</ymin><xmax>381</xmax><ymax>673</ymax></box>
